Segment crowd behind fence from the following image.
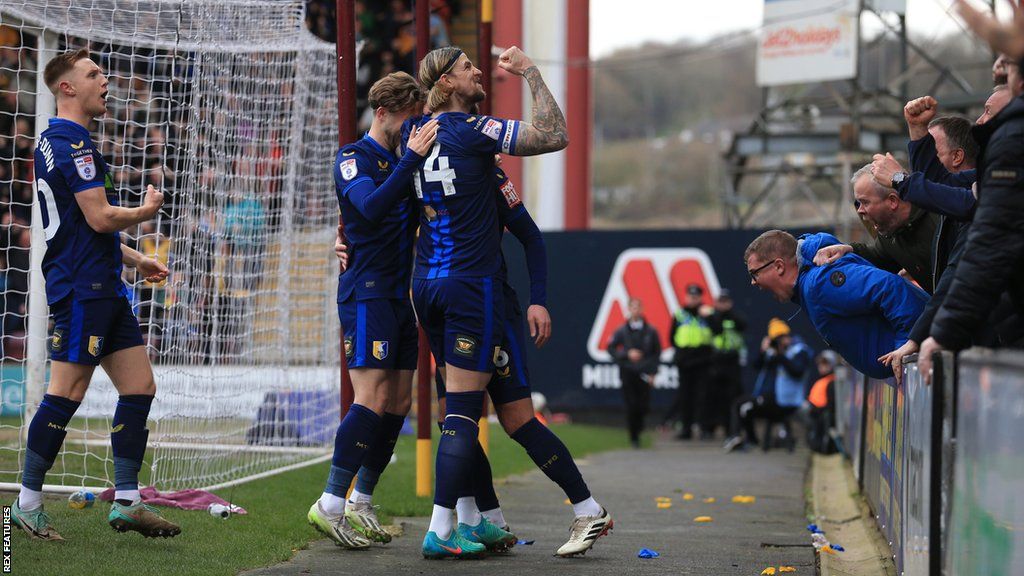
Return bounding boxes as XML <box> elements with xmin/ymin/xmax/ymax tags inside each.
<box><xmin>835</xmin><ymin>348</ymin><xmax>1024</xmax><ymax>576</ymax></box>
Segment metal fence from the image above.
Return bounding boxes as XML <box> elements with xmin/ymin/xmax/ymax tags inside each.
<box><xmin>834</xmin><ymin>348</ymin><xmax>1023</xmax><ymax>576</ymax></box>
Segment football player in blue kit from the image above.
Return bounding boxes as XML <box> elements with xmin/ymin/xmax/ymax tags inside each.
<box><xmin>307</xmin><ymin>72</ymin><xmax>439</xmax><ymax>549</ymax></box>
<box><xmin>435</xmin><ymin>167</ymin><xmax>611</xmax><ymax>557</ymax></box>
<box><xmin>409</xmin><ymin>45</ymin><xmax>609</xmax><ymax>559</ymax></box>
<box><xmin>12</xmin><ymin>49</ymin><xmax>179</xmax><ymax>541</ymax></box>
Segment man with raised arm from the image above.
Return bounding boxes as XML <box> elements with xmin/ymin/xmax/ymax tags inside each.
<box><xmin>407</xmin><ymin>45</ymin><xmax>609</xmax><ymax>559</ymax></box>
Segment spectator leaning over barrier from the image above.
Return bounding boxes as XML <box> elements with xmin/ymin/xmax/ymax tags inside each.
<box><xmin>919</xmin><ymin>56</ymin><xmax>1024</xmax><ymax>381</ymax></box>
<box><xmin>872</xmin><ymin>89</ymin><xmax>1013</xmax><ymax>377</ymax></box>
<box><xmin>813</xmin><ymin>163</ymin><xmax>938</xmax><ymax>293</ymax></box>
<box><xmin>745</xmin><ymin>230</ymin><xmax>927</xmax><ymax>380</ymax></box>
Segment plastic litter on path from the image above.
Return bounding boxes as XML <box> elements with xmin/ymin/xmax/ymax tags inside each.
<box><xmin>637</xmin><ymin>547</ymin><xmax>660</xmax><ymax>559</ymax></box>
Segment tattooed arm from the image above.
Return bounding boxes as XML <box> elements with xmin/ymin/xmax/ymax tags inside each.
<box><xmin>497</xmin><ymin>46</ymin><xmax>569</xmax><ymax>155</ymax></box>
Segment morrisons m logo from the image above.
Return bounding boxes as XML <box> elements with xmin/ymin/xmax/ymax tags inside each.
<box><xmin>586</xmin><ymin>248</ymin><xmax>720</xmax><ymax>363</ymax></box>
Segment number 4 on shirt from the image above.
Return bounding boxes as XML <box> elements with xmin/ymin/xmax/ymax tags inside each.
<box><xmin>414</xmin><ymin>143</ymin><xmax>457</xmax><ymax>198</ymax></box>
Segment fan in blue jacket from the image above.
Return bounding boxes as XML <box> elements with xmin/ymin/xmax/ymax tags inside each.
<box><xmin>743</xmin><ymin>230</ymin><xmax>928</xmax><ymax>380</ymax></box>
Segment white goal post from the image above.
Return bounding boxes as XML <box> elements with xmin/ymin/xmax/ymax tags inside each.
<box><xmin>0</xmin><ymin>0</ymin><xmax>342</xmax><ymax>493</ymax></box>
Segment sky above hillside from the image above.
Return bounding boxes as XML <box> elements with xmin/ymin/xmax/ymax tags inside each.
<box><xmin>590</xmin><ymin>0</ymin><xmax>1010</xmax><ymax>58</ymax></box>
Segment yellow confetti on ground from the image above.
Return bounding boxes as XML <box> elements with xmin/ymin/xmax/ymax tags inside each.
<box><xmin>655</xmin><ymin>496</ymin><xmax>672</xmax><ymax>503</ymax></box>
<box><xmin>822</xmin><ymin>546</ymin><xmax>837</xmax><ymax>554</ymax></box>
<box><xmin>693</xmin><ymin>516</ymin><xmax>713</xmax><ymax>523</ymax></box>
<box><xmin>703</xmin><ymin>497</ymin><xmax>716</xmax><ymax>503</ymax></box>
<box><xmin>761</xmin><ymin>568</ymin><xmax>777</xmax><ymax>576</ymax></box>
<box><xmin>779</xmin><ymin>567</ymin><xmax>797</xmax><ymax>573</ymax></box>
<box><xmin>682</xmin><ymin>493</ymin><xmax>694</xmax><ymax>501</ymax></box>
<box><xmin>731</xmin><ymin>495</ymin><xmax>756</xmax><ymax>504</ymax></box>
<box><xmin>564</xmin><ymin>499</ymin><xmax>571</xmax><ymax>505</ymax></box>
<box><xmin>656</xmin><ymin>502</ymin><xmax>672</xmax><ymax>509</ymax></box>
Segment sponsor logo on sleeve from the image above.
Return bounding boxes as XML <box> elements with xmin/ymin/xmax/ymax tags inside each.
<box><xmin>73</xmin><ymin>154</ymin><xmax>96</xmax><ymax>180</ymax></box>
<box><xmin>70</xmin><ymin>140</ymin><xmax>85</xmax><ymax>150</ymax></box>
<box><xmin>340</xmin><ymin>158</ymin><xmax>358</xmax><ymax>181</ymax></box>
<box><xmin>481</xmin><ymin>119</ymin><xmax>502</xmax><ymax>141</ymax></box>
<box><xmin>500</xmin><ymin>179</ymin><xmax>521</xmax><ymax>208</ymax></box>
<box><xmin>501</xmin><ymin>120</ymin><xmax>517</xmax><ymax>154</ymax></box>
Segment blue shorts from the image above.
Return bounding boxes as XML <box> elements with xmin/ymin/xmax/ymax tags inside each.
<box><xmin>338</xmin><ymin>297</ymin><xmax>418</xmax><ymax>370</ymax></box>
<box><xmin>412</xmin><ymin>276</ymin><xmax>503</xmax><ymax>373</ymax></box>
<box><xmin>435</xmin><ymin>286</ymin><xmax>531</xmax><ymax>405</ymax></box>
<box><xmin>49</xmin><ymin>295</ymin><xmax>144</xmax><ymax>366</ymax></box>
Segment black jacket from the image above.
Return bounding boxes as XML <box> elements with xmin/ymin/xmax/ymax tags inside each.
<box><xmin>931</xmin><ymin>95</ymin><xmax>1024</xmax><ymax>350</ymax></box>
<box><xmin>851</xmin><ymin>206</ymin><xmax>939</xmax><ymax>294</ymax></box>
<box><xmin>608</xmin><ymin>319</ymin><xmax>661</xmax><ymax>376</ymax></box>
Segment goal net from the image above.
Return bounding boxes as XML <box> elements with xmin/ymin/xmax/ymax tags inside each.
<box><xmin>0</xmin><ymin>0</ymin><xmax>342</xmax><ymax>492</ymax></box>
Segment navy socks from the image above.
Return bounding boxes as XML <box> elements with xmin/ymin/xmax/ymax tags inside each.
<box><xmin>325</xmin><ymin>404</ymin><xmax>381</xmax><ymax>497</ymax></box>
<box><xmin>434</xmin><ymin>391</ymin><xmax>484</xmax><ymax>508</ymax></box>
<box><xmin>512</xmin><ymin>417</ymin><xmax>591</xmax><ymax>503</ymax></box>
<box><xmin>23</xmin><ymin>394</ymin><xmax>81</xmax><ymax>491</ymax></box>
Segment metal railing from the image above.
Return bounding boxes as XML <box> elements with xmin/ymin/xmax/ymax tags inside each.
<box><xmin>834</xmin><ymin>347</ymin><xmax>1024</xmax><ymax>576</ymax></box>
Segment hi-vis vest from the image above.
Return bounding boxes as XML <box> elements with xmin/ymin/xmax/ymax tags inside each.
<box><xmin>673</xmin><ymin>309</ymin><xmax>711</xmax><ymax>348</ymax></box>
<box><xmin>713</xmin><ymin>318</ymin><xmax>744</xmax><ymax>352</ymax></box>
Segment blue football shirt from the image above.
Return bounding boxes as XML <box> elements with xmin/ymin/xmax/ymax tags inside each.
<box><xmin>34</xmin><ymin>118</ymin><xmax>124</xmax><ymax>304</ymax></box>
<box><xmin>402</xmin><ymin>112</ymin><xmax>521</xmax><ymax>279</ymax></box>
<box><xmin>334</xmin><ymin>135</ymin><xmax>416</xmax><ymax>301</ymax></box>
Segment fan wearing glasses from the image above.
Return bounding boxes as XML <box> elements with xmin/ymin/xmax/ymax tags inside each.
<box><xmin>744</xmin><ymin>230</ymin><xmax>928</xmax><ymax>380</ymax></box>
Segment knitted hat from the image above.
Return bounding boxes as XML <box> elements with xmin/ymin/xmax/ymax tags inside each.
<box><xmin>768</xmin><ymin>318</ymin><xmax>791</xmax><ymax>340</ymax></box>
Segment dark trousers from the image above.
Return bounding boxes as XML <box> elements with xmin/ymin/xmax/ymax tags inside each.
<box><xmin>621</xmin><ymin>371</ymin><xmax>651</xmax><ymax>444</ymax></box>
<box><xmin>732</xmin><ymin>395</ymin><xmax>796</xmax><ymax>448</ymax></box>
<box><xmin>806</xmin><ymin>407</ymin><xmax>837</xmax><ymax>454</ymax></box>
<box><xmin>667</xmin><ymin>361</ymin><xmax>709</xmax><ymax>435</ymax></box>
<box><xmin>710</xmin><ymin>361</ymin><xmax>742</xmax><ymax>435</ymax></box>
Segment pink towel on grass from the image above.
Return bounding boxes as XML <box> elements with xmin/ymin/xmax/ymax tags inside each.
<box><xmin>98</xmin><ymin>486</ymin><xmax>248</xmax><ymax>514</ymax></box>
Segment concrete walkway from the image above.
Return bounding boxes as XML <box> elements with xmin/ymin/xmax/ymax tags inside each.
<box><xmin>245</xmin><ymin>438</ymin><xmax>815</xmax><ymax>576</ymax></box>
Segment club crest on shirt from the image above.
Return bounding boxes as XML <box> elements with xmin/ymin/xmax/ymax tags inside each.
<box><xmin>88</xmin><ymin>335</ymin><xmax>104</xmax><ymax>357</ymax></box>
<box><xmin>372</xmin><ymin>340</ymin><xmax>389</xmax><ymax>360</ymax></box>
<box><xmin>830</xmin><ymin>270</ymin><xmax>846</xmax><ymax>287</ymax></box>
<box><xmin>50</xmin><ymin>329</ymin><xmax>65</xmax><ymax>352</ymax></box>
<box><xmin>340</xmin><ymin>158</ymin><xmax>358</xmax><ymax>181</ymax></box>
<box><xmin>454</xmin><ymin>335</ymin><xmax>478</xmax><ymax>357</ymax></box>
<box><xmin>74</xmin><ymin>154</ymin><xmax>96</xmax><ymax>180</ymax></box>
<box><xmin>481</xmin><ymin>119</ymin><xmax>502</xmax><ymax>141</ymax></box>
